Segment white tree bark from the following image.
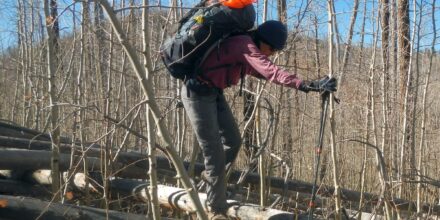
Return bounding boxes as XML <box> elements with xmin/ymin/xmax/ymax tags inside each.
<box><xmin>327</xmin><ymin>0</ymin><xmax>342</xmax><ymax>218</ymax></box>
<box><xmin>417</xmin><ymin>1</ymin><xmax>436</xmax><ymax>218</ymax></box>
<box><xmin>142</xmin><ymin>0</ymin><xmax>161</xmax><ymax>218</ymax></box>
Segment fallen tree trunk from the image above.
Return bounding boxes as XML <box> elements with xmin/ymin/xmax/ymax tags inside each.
<box><xmin>6</xmin><ymin>171</ymin><xmax>303</xmax><ymax>219</ymax></box>
<box><xmin>1</xmin><ymin>170</ymin><xmax>314</xmax><ymax>214</ymax></box>
<box><xmin>122</xmin><ymin>154</ymin><xmax>440</xmax><ymax>215</ymax></box>
<box><xmin>107</xmin><ymin>178</ymin><xmax>300</xmax><ymax>220</ymax></box>
<box><xmin>0</xmin><ymin>194</ymin><xmax>153</xmax><ymax>220</ymax></box>
<box><xmin>9</xmin><ymin>171</ymin><xmax>432</xmax><ymax>220</ymax></box>
<box><xmin>0</xmin><ymin>135</ymin><xmax>173</xmax><ymax>173</ymax></box>
<box><xmin>0</xmin><ymin>135</ymin><xmax>99</xmax><ymax>152</ymax></box>
<box><xmin>0</xmin><ymin>121</ymin><xmax>70</xmax><ymax>143</ymax></box>
<box><xmin>1</xmin><ymin>136</ymin><xmax>439</xmax><ymax>214</ymax></box>
<box><xmin>0</xmin><ymin>179</ymin><xmax>50</xmax><ymax>198</ymax></box>
<box><xmin>157</xmin><ymin>185</ymin><xmax>300</xmax><ymax>220</ymax></box>
<box><xmin>0</xmin><ymin>149</ymin><xmax>146</xmax><ymax>179</ymax></box>
<box><xmin>4</xmin><ymin>172</ymin><xmax>305</xmax><ymax>220</ymax></box>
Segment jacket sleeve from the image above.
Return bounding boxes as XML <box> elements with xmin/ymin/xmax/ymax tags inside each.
<box><xmin>242</xmin><ymin>41</ymin><xmax>303</xmax><ymax>90</ymax></box>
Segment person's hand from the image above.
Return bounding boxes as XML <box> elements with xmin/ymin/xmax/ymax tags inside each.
<box><xmin>299</xmin><ymin>76</ymin><xmax>337</xmax><ymax>93</ymax></box>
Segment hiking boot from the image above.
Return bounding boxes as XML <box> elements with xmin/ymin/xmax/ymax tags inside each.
<box><xmin>189</xmin><ymin>176</ymin><xmax>197</xmax><ymax>189</ymax></box>
<box><xmin>200</xmin><ymin>170</ymin><xmax>209</xmax><ymax>182</ymax></box>
<box><xmin>196</xmin><ymin>170</ymin><xmax>209</xmax><ymax>191</ymax></box>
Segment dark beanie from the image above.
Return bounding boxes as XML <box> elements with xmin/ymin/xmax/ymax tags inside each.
<box><xmin>256</xmin><ymin>20</ymin><xmax>288</xmax><ymax>50</ymax></box>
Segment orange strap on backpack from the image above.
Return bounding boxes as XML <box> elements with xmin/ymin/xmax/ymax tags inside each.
<box><xmin>221</xmin><ymin>0</ymin><xmax>255</xmax><ymax>9</ymax></box>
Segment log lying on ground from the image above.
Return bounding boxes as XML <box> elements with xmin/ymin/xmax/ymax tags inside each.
<box><xmin>11</xmin><ymin>172</ymin><xmax>301</xmax><ymax>220</ymax></box>
<box><xmin>108</xmin><ymin>178</ymin><xmax>303</xmax><ymax>220</ymax></box>
<box><xmin>0</xmin><ymin>121</ymin><xmax>70</xmax><ymax>143</ymax></box>
<box><xmin>0</xmin><ymin>136</ymin><xmax>172</xmax><ymax>173</ymax></box>
<box><xmin>113</xmin><ymin>151</ymin><xmax>440</xmax><ymax>215</ymax></box>
<box><xmin>0</xmin><ymin>179</ymin><xmax>50</xmax><ymax>198</ymax></box>
<box><xmin>2</xmin><ymin>171</ymin><xmax>313</xmax><ymax>215</ymax></box>
<box><xmin>344</xmin><ymin>209</ymin><xmax>384</xmax><ymax>220</ymax></box>
<box><xmin>158</xmin><ymin>185</ymin><xmax>305</xmax><ymax>220</ymax></box>
<box><xmin>0</xmin><ymin>135</ymin><xmax>99</xmax><ymax>153</ymax></box>
<box><xmin>0</xmin><ymin>194</ymin><xmax>153</xmax><ymax>220</ymax></box>
<box><xmin>1</xmin><ymin>136</ymin><xmax>440</xmax><ymax>214</ymax></box>
<box><xmin>2</xmin><ymin>172</ymin><xmax>419</xmax><ymax>220</ymax></box>
<box><xmin>0</xmin><ymin>149</ymin><xmax>146</xmax><ymax>179</ymax></box>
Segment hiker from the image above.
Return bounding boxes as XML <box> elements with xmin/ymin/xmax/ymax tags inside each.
<box><xmin>180</xmin><ymin>20</ymin><xmax>337</xmax><ymax>219</ymax></box>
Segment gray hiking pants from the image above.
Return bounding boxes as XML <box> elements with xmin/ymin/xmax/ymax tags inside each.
<box><xmin>181</xmin><ymin>85</ymin><xmax>241</xmax><ymax>212</ymax></box>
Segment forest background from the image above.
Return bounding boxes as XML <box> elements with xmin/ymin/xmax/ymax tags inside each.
<box><xmin>0</xmin><ymin>0</ymin><xmax>439</xmax><ymax>219</ymax></box>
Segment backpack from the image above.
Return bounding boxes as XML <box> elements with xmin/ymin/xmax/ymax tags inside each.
<box><xmin>160</xmin><ymin>1</ymin><xmax>256</xmax><ymax>80</ymax></box>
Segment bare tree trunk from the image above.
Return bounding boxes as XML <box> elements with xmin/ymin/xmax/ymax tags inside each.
<box><xmin>75</xmin><ymin>1</ymin><xmax>91</xmax><ymax>205</ymax></box>
<box><xmin>379</xmin><ymin>4</ymin><xmax>392</xmax><ymax>211</ymax></box>
<box><xmin>397</xmin><ymin>0</ymin><xmax>412</xmax><ymax>197</ymax></box>
<box><xmin>417</xmin><ymin>2</ymin><xmax>436</xmax><ymax>218</ymax></box>
<box><xmin>380</xmin><ymin>0</ymin><xmax>390</xmax><ymax>152</ymax></box>
<box><xmin>370</xmin><ymin>0</ymin><xmax>379</xmax><ymax>208</ymax></box>
<box><xmin>388</xmin><ymin>0</ymin><xmax>399</xmax><ymax>191</ymax></box>
<box><xmin>30</xmin><ymin>1</ymin><xmax>42</xmax><ymax>130</ymax></box>
<box><xmin>379</xmin><ymin>0</ymin><xmax>395</xmax><ymax>218</ymax></box>
<box><xmin>329</xmin><ymin>2</ymin><xmax>341</xmax><ymax>68</ymax></box>
<box><xmin>19</xmin><ymin>0</ymin><xmax>32</xmax><ymax>127</ymax></box>
<box><xmin>339</xmin><ymin>0</ymin><xmax>359</xmax><ymax>82</ymax></box>
<box><xmin>277</xmin><ymin>0</ymin><xmax>286</xmax><ymax>24</ymax></box>
<box><xmin>313</xmin><ymin>15</ymin><xmax>321</xmax><ymax>76</ymax></box>
<box><xmin>356</xmin><ymin>3</ymin><xmax>368</xmax><ymax>218</ymax></box>
<box><xmin>63</xmin><ymin>4</ymin><xmax>78</xmax><ymax>204</ymax></box>
<box><xmin>256</xmin><ymin>95</ymin><xmax>266</xmax><ymax>206</ymax></box>
<box><xmin>101</xmin><ymin>1</ymin><xmax>115</xmax><ymax>214</ymax></box>
<box><xmin>327</xmin><ymin>0</ymin><xmax>342</xmax><ymax>218</ymax></box>
<box><xmin>368</xmin><ymin>9</ymin><xmax>393</xmax><ymax>218</ymax></box>
<box><xmin>243</xmin><ymin>86</ymin><xmax>256</xmax><ymax>166</ymax></box>
<box><xmin>358</xmin><ymin>97</ymin><xmax>369</xmax><ymax>220</ymax></box>
<box><xmin>142</xmin><ymin>0</ymin><xmax>161</xmax><ymax>218</ymax></box>
<box><xmin>43</xmin><ymin>0</ymin><xmax>61</xmax><ymax>202</ymax></box>
<box><xmin>262</xmin><ymin>0</ymin><xmax>268</xmax><ymax>22</ymax></box>
<box><xmin>408</xmin><ymin>0</ymin><xmax>421</xmax><ymax>202</ymax></box>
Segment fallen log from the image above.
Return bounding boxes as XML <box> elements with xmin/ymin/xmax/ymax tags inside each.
<box><xmin>5</xmin><ymin>172</ymin><xmax>302</xmax><ymax>220</ymax></box>
<box><xmin>0</xmin><ymin>149</ymin><xmax>147</xmax><ymax>179</ymax></box>
<box><xmin>0</xmin><ymin>135</ymin><xmax>101</xmax><ymax>152</ymax></box>
<box><xmin>0</xmin><ymin>179</ymin><xmax>50</xmax><ymax>198</ymax></box>
<box><xmin>0</xmin><ymin>121</ymin><xmax>70</xmax><ymax>143</ymax></box>
<box><xmin>6</xmin><ymin>171</ymin><xmax>424</xmax><ymax>220</ymax></box>
<box><xmin>1</xmin><ymin>170</ymin><xmax>313</xmax><ymax>214</ymax></box>
<box><xmin>0</xmin><ymin>135</ymin><xmax>173</xmax><ymax>173</ymax></box>
<box><xmin>1</xmin><ymin>137</ymin><xmax>439</xmax><ymax>214</ymax></box>
<box><xmin>158</xmin><ymin>185</ymin><xmax>305</xmax><ymax>220</ymax></box>
<box><xmin>0</xmin><ymin>194</ymin><xmax>152</xmax><ymax>220</ymax></box>
<box><xmin>121</xmin><ymin>154</ymin><xmax>440</xmax><ymax>215</ymax></box>
<box><xmin>107</xmin><ymin>178</ymin><xmax>301</xmax><ymax>220</ymax></box>
<box><xmin>10</xmin><ymin>173</ymin><xmax>307</xmax><ymax>219</ymax></box>
<box><xmin>344</xmin><ymin>208</ymin><xmax>384</xmax><ymax>220</ymax></box>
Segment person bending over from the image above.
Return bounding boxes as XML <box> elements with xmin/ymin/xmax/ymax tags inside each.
<box><xmin>181</xmin><ymin>20</ymin><xmax>337</xmax><ymax>219</ymax></box>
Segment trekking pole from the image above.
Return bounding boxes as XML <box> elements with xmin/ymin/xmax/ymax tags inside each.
<box><xmin>308</xmin><ymin>91</ymin><xmax>330</xmax><ymax>220</ymax></box>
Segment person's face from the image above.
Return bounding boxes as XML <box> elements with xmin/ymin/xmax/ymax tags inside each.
<box><xmin>259</xmin><ymin>42</ymin><xmax>277</xmax><ymax>57</ymax></box>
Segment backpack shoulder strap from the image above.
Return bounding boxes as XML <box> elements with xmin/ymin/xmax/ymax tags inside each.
<box><xmin>195</xmin><ymin>33</ymin><xmax>248</xmax><ymax>74</ymax></box>
<box><xmin>196</xmin><ymin>38</ymin><xmax>224</xmax><ymax>71</ymax></box>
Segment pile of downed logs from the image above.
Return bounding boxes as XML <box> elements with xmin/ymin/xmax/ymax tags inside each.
<box><xmin>0</xmin><ymin>121</ymin><xmax>303</xmax><ymax>219</ymax></box>
<box><xmin>0</xmin><ymin>121</ymin><xmax>439</xmax><ymax>219</ymax></box>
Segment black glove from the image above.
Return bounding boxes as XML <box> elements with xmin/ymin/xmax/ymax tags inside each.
<box><xmin>299</xmin><ymin>76</ymin><xmax>337</xmax><ymax>93</ymax></box>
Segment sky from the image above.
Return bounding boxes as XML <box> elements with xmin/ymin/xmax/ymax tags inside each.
<box><xmin>0</xmin><ymin>0</ymin><xmax>438</xmax><ymax>52</ymax></box>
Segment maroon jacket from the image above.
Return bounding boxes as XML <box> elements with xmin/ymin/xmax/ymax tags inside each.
<box><xmin>199</xmin><ymin>35</ymin><xmax>303</xmax><ymax>90</ymax></box>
